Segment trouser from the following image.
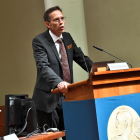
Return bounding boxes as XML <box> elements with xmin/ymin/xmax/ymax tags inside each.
<box><xmin>36</xmin><ymin>96</ymin><xmax>66</xmax><ymax>140</ymax></box>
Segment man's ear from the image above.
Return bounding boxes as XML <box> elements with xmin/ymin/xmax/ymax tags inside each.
<box><xmin>45</xmin><ymin>21</ymin><xmax>50</xmax><ymax>28</ymax></box>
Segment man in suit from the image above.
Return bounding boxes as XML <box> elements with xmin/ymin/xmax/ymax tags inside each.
<box><xmin>32</xmin><ymin>6</ymin><xmax>93</xmax><ymax>135</ymax></box>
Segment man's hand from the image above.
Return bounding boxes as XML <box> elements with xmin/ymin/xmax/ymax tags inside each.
<box><xmin>57</xmin><ymin>82</ymin><xmax>70</xmax><ymax>94</ymax></box>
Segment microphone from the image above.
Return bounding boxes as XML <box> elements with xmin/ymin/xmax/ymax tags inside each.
<box><xmin>79</xmin><ymin>47</ymin><xmax>90</xmax><ymax>73</ymax></box>
<box><xmin>93</xmin><ymin>46</ymin><xmax>132</xmax><ymax>68</ymax></box>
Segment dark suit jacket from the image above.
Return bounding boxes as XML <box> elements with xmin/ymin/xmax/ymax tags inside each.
<box><xmin>32</xmin><ymin>29</ymin><xmax>93</xmax><ymax>113</ymax></box>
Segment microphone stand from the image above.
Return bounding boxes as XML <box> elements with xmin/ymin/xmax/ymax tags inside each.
<box><xmin>79</xmin><ymin>47</ymin><xmax>90</xmax><ymax>74</ymax></box>
<box><xmin>93</xmin><ymin>46</ymin><xmax>132</xmax><ymax>68</ymax></box>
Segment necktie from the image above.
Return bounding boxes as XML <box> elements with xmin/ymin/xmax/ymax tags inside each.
<box><xmin>57</xmin><ymin>39</ymin><xmax>71</xmax><ymax>83</ymax></box>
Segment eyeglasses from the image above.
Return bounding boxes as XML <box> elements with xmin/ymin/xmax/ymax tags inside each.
<box><xmin>51</xmin><ymin>17</ymin><xmax>66</xmax><ymax>23</ymax></box>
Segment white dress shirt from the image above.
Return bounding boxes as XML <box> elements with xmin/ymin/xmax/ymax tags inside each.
<box><xmin>49</xmin><ymin>30</ymin><xmax>63</xmax><ymax>59</ymax></box>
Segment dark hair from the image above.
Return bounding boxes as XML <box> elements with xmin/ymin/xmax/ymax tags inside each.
<box><xmin>44</xmin><ymin>6</ymin><xmax>62</xmax><ymax>22</ymax></box>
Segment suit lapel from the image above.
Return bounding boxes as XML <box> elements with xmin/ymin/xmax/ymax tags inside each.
<box><xmin>44</xmin><ymin>30</ymin><xmax>61</xmax><ymax>64</ymax></box>
<box><xmin>44</xmin><ymin>30</ymin><xmax>71</xmax><ymax>71</ymax></box>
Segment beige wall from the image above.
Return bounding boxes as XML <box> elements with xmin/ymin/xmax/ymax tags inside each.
<box><xmin>0</xmin><ymin>0</ymin><xmax>46</xmax><ymax>106</ymax></box>
<box><xmin>84</xmin><ymin>0</ymin><xmax>140</xmax><ymax>68</ymax></box>
<box><xmin>1</xmin><ymin>0</ymin><xmax>140</xmax><ymax>106</ymax></box>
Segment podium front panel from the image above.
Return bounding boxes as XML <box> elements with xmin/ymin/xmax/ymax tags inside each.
<box><xmin>63</xmin><ymin>93</ymin><xmax>140</xmax><ymax>140</ymax></box>
<box><xmin>62</xmin><ymin>99</ymin><xmax>99</xmax><ymax>140</ymax></box>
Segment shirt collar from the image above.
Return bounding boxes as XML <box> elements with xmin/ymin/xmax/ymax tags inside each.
<box><xmin>49</xmin><ymin>30</ymin><xmax>63</xmax><ymax>43</ymax></box>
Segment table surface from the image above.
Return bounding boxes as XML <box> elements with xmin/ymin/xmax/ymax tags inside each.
<box><xmin>19</xmin><ymin>131</ymin><xmax>65</xmax><ymax>140</ymax></box>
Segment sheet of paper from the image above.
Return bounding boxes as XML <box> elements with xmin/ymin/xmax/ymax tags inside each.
<box><xmin>3</xmin><ymin>133</ymin><xmax>19</xmax><ymax>140</ymax></box>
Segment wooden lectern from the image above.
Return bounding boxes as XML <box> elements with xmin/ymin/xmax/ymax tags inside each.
<box><xmin>52</xmin><ymin>67</ymin><xmax>140</xmax><ymax>140</ymax></box>
<box><xmin>52</xmin><ymin>67</ymin><xmax>140</xmax><ymax>101</ymax></box>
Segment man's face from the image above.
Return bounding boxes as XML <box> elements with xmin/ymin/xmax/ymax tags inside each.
<box><xmin>45</xmin><ymin>10</ymin><xmax>65</xmax><ymax>37</ymax></box>
<box><xmin>116</xmin><ymin>114</ymin><xmax>126</xmax><ymax>136</ymax></box>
